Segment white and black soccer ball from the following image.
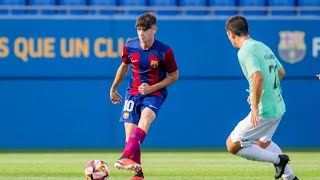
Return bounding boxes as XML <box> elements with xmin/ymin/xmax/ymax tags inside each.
<box><xmin>84</xmin><ymin>160</ymin><xmax>109</xmax><ymax>180</ymax></box>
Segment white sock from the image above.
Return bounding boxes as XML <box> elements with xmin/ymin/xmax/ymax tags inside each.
<box><xmin>265</xmin><ymin>142</ymin><xmax>296</xmax><ymax>180</ymax></box>
<box><xmin>236</xmin><ymin>144</ymin><xmax>280</xmax><ymax>164</ymax></box>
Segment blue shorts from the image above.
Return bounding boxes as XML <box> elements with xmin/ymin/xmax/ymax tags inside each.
<box><xmin>119</xmin><ymin>93</ymin><xmax>166</xmax><ymax>125</ymax></box>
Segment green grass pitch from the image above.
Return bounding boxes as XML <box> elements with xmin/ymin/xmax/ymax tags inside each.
<box><xmin>0</xmin><ymin>148</ymin><xmax>319</xmax><ymax>180</ymax></box>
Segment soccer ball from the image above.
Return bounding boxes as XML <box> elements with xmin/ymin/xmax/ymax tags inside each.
<box><xmin>84</xmin><ymin>160</ymin><xmax>110</xmax><ymax>180</ymax></box>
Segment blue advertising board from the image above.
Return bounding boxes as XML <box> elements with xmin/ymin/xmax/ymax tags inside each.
<box><xmin>0</xmin><ymin>18</ymin><xmax>319</xmax><ymax>148</ymax></box>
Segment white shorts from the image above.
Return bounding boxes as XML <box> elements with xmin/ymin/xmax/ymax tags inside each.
<box><xmin>230</xmin><ymin>113</ymin><xmax>282</xmax><ymax>147</ymax></box>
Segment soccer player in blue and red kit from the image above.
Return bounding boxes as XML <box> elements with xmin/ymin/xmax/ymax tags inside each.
<box><xmin>110</xmin><ymin>13</ymin><xmax>178</xmax><ymax>180</ymax></box>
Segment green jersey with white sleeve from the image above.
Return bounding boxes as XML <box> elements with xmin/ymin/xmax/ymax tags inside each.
<box><xmin>238</xmin><ymin>38</ymin><xmax>286</xmax><ymax>118</ymax></box>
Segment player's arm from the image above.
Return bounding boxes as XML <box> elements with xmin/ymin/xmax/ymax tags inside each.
<box><xmin>250</xmin><ymin>71</ymin><xmax>263</xmax><ymax>128</ymax></box>
<box><xmin>110</xmin><ymin>62</ymin><xmax>130</xmax><ymax>104</ymax></box>
<box><xmin>275</xmin><ymin>57</ymin><xmax>285</xmax><ymax>80</ymax></box>
<box><xmin>316</xmin><ymin>74</ymin><xmax>320</xmax><ymax>79</ymax></box>
<box><xmin>162</xmin><ymin>47</ymin><xmax>179</xmax><ymax>88</ymax></box>
<box><xmin>239</xmin><ymin>49</ymin><xmax>262</xmax><ymax>128</ymax></box>
<box><xmin>111</xmin><ymin>62</ymin><xmax>130</xmax><ymax>91</ymax></box>
<box><xmin>138</xmin><ymin>70</ymin><xmax>179</xmax><ymax>95</ymax></box>
<box><xmin>251</xmin><ymin>71</ymin><xmax>263</xmax><ymax>107</ymax></box>
<box><xmin>278</xmin><ymin>67</ymin><xmax>285</xmax><ymax>80</ymax></box>
<box><xmin>151</xmin><ymin>70</ymin><xmax>178</xmax><ymax>91</ymax></box>
<box><xmin>110</xmin><ymin>44</ymin><xmax>131</xmax><ymax>104</ymax></box>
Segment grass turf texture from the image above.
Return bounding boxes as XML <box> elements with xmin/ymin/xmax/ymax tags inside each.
<box><xmin>0</xmin><ymin>148</ymin><xmax>319</xmax><ymax>180</ymax></box>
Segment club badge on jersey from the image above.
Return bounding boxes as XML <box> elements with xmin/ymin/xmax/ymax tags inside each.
<box><xmin>150</xmin><ymin>60</ymin><xmax>159</xmax><ymax>68</ymax></box>
<box><xmin>123</xmin><ymin>112</ymin><xmax>129</xmax><ymax>119</ymax></box>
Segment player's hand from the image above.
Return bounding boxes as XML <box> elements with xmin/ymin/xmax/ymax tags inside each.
<box><xmin>110</xmin><ymin>90</ymin><xmax>122</xmax><ymax>104</ymax></box>
<box><xmin>246</xmin><ymin>89</ymin><xmax>251</xmax><ymax>105</ymax></box>
<box><xmin>138</xmin><ymin>83</ymin><xmax>152</xmax><ymax>95</ymax></box>
<box><xmin>317</xmin><ymin>74</ymin><xmax>320</xmax><ymax>80</ymax></box>
<box><xmin>250</xmin><ymin>106</ymin><xmax>259</xmax><ymax>128</ymax></box>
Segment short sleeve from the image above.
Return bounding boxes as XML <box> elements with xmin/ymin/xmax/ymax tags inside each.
<box><xmin>274</xmin><ymin>57</ymin><xmax>283</xmax><ymax>71</ymax></box>
<box><xmin>164</xmin><ymin>48</ymin><xmax>178</xmax><ymax>73</ymax></box>
<box><xmin>238</xmin><ymin>49</ymin><xmax>261</xmax><ymax>78</ymax></box>
<box><xmin>122</xmin><ymin>45</ymin><xmax>131</xmax><ymax>64</ymax></box>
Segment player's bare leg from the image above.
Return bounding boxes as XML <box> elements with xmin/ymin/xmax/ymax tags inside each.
<box><xmin>115</xmin><ymin>108</ymin><xmax>155</xmax><ymax>176</ymax></box>
<box><xmin>126</xmin><ymin>108</ymin><xmax>155</xmax><ymax>178</ymax></box>
<box><xmin>137</xmin><ymin>107</ymin><xmax>156</xmax><ymax>134</ymax></box>
<box><xmin>115</xmin><ymin>123</ymin><xmax>142</xmax><ymax>172</ymax></box>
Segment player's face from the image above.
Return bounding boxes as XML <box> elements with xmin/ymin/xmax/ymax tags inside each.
<box><xmin>137</xmin><ymin>25</ymin><xmax>157</xmax><ymax>44</ymax></box>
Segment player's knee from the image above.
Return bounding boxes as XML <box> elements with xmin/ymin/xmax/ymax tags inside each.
<box><xmin>226</xmin><ymin>145</ymin><xmax>239</xmax><ymax>155</ymax></box>
<box><xmin>226</xmin><ymin>137</ymin><xmax>240</xmax><ymax>155</ymax></box>
<box><xmin>226</xmin><ymin>139</ymin><xmax>234</xmax><ymax>154</ymax></box>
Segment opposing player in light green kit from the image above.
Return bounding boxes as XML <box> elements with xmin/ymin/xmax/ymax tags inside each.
<box><xmin>224</xmin><ymin>16</ymin><xmax>299</xmax><ymax>180</ymax></box>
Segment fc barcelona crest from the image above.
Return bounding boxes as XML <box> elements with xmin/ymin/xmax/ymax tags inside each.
<box><xmin>278</xmin><ymin>31</ymin><xmax>306</xmax><ymax>64</ymax></box>
<box><xmin>123</xmin><ymin>112</ymin><xmax>129</xmax><ymax>119</ymax></box>
<box><xmin>150</xmin><ymin>60</ymin><xmax>159</xmax><ymax>68</ymax></box>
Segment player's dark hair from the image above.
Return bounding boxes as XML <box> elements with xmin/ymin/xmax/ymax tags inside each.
<box><xmin>136</xmin><ymin>13</ymin><xmax>157</xmax><ymax>30</ymax></box>
<box><xmin>225</xmin><ymin>16</ymin><xmax>249</xmax><ymax>36</ymax></box>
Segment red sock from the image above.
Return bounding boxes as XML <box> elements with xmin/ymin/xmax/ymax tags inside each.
<box><xmin>122</xmin><ymin>127</ymin><xmax>146</xmax><ymax>158</ymax></box>
<box><xmin>130</xmin><ymin>142</ymin><xmax>143</xmax><ymax>174</ymax></box>
<box><xmin>134</xmin><ymin>147</ymin><xmax>143</xmax><ymax>174</ymax></box>
<box><xmin>132</xmin><ymin>146</ymin><xmax>141</xmax><ymax>164</ymax></box>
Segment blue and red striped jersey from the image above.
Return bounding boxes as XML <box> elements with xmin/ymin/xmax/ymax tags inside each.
<box><xmin>122</xmin><ymin>38</ymin><xmax>178</xmax><ymax>96</ymax></box>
